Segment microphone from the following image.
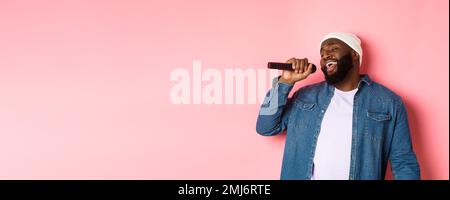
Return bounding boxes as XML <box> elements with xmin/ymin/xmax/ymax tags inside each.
<box><xmin>267</xmin><ymin>62</ymin><xmax>317</xmax><ymax>73</ymax></box>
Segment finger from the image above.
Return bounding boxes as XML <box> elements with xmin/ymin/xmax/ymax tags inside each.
<box><xmin>286</xmin><ymin>57</ymin><xmax>296</xmax><ymax>64</ymax></box>
<box><xmin>298</xmin><ymin>59</ymin><xmax>305</xmax><ymax>73</ymax></box>
<box><xmin>292</xmin><ymin>58</ymin><xmax>297</xmax><ymax>70</ymax></box>
<box><xmin>303</xmin><ymin>63</ymin><xmax>314</xmax><ymax>76</ymax></box>
<box><xmin>303</xmin><ymin>58</ymin><xmax>309</xmax><ymax>73</ymax></box>
<box><xmin>287</xmin><ymin>58</ymin><xmax>296</xmax><ymax>70</ymax></box>
<box><xmin>294</xmin><ymin>59</ymin><xmax>300</xmax><ymax>73</ymax></box>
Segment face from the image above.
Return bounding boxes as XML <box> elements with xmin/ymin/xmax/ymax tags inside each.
<box><xmin>320</xmin><ymin>39</ymin><xmax>356</xmax><ymax>85</ymax></box>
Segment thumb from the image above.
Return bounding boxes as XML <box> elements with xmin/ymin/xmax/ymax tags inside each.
<box><xmin>303</xmin><ymin>63</ymin><xmax>314</xmax><ymax>76</ymax></box>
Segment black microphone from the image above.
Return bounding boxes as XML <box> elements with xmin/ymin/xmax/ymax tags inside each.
<box><xmin>267</xmin><ymin>62</ymin><xmax>317</xmax><ymax>73</ymax></box>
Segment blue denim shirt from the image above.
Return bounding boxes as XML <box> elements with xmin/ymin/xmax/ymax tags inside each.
<box><xmin>256</xmin><ymin>74</ymin><xmax>420</xmax><ymax>180</ymax></box>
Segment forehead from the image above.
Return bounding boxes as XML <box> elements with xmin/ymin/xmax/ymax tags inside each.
<box><xmin>320</xmin><ymin>38</ymin><xmax>350</xmax><ymax>50</ymax></box>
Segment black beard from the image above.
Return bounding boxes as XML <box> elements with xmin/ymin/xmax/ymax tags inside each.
<box><xmin>322</xmin><ymin>53</ymin><xmax>354</xmax><ymax>85</ymax></box>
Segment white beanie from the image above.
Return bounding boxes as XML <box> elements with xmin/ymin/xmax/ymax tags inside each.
<box><xmin>320</xmin><ymin>32</ymin><xmax>363</xmax><ymax>66</ymax></box>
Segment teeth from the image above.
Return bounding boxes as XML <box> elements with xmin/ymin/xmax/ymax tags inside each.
<box><xmin>326</xmin><ymin>61</ymin><xmax>337</xmax><ymax>67</ymax></box>
<box><xmin>326</xmin><ymin>61</ymin><xmax>337</xmax><ymax>65</ymax></box>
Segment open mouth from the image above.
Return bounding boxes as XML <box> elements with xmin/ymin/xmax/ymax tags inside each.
<box><xmin>325</xmin><ymin>60</ymin><xmax>338</xmax><ymax>73</ymax></box>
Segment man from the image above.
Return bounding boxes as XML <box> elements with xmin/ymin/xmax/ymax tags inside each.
<box><xmin>256</xmin><ymin>32</ymin><xmax>420</xmax><ymax>180</ymax></box>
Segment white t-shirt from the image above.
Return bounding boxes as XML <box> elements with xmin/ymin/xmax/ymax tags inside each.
<box><xmin>311</xmin><ymin>87</ymin><xmax>357</xmax><ymax>180</ymax></box>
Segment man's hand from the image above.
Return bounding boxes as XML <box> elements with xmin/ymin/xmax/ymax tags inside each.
<box><xmin>279</xmin><ymin>57</ymin><xmax>314</xmax><ymax>85</ymax></box>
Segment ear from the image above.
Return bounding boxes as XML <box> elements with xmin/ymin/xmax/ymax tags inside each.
<box><xmin>352</xmin><ymin>50</ymin><xmax>359</xmax><ymax>62</ymax></box>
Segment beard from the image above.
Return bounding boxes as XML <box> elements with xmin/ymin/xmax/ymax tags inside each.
<box><xmin>321</xmin><ymin>53</ymin><xmax>354</xmax><ymax>85</ymax></box>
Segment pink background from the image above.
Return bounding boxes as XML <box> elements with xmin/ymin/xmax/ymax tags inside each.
<box><xmin>0</xmin><ymin>0</ymin><xmax>448</xmax><ymax>179</ymax></box>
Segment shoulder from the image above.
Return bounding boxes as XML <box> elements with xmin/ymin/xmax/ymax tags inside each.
<box><xmin>291</xmin><ymin>81</ymin><xmax>327</xmax><ymax>101</ymax></box>
<box><xmin>298</xmin><ymin>81</ymin><xmax>327</xmax><ymax>93</ymax></box>
<box><xmin>368</xmin><ymin>81</ymin><xmax>403</xmax><ymax>102</ymax></box>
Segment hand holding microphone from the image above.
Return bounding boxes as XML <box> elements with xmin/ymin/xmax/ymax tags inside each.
<box><xmin>268</xmin><ymin>58</ymin><xmax>316</xmax><ymax>85</ymax></box>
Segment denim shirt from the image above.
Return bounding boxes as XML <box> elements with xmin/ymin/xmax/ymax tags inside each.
<box><xmin>256</xmin><ymin>74</ymin><xmax>420</xmax><ymax>180</ymax></box>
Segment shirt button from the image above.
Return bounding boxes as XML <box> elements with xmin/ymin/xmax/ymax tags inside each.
<box><xmin>321</xmin><ymin>110</ymin><xmax>324</xmax><ymax>113</ymax></box>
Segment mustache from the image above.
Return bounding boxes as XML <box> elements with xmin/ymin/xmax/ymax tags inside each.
<box><xmin>321</xmin><ymin>53</ymin><xmax>354</xmax><ymax>85</ymax></box>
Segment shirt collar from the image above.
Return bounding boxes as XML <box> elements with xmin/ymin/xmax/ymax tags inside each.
<box><xmin>359</xmin><ymin>74</ymin><xmax>372</xmax><ymax>86</ymax></box>
<box><xmin>326</xmin><ymin>74</ymin><xmax>372</xmax><ymax>95</ymax></box>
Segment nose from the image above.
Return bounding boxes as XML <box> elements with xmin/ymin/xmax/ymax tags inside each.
<box><xmin>322</xmin><ymin>51</ymin><xmax>332</xmax><ymax>60</ymax></box>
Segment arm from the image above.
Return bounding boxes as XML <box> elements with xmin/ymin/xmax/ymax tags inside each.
<box><xmin>256</xmin><ymin>57</ymin><xmax>314</xmax><ymax>136</ymax></box>
<box><xmin>389</xmin><ymin>100</ymin><xmax>421</xmax><ymax>180</ymax></box>
<box><xmin>256</xmin><ymin>76</ymin><xmax>296</xmax><ymax>136</ymax></box>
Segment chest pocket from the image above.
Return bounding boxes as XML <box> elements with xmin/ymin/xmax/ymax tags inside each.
<box><xmin>290</xmin><ymin>99</ymin><xmax>316</xmax><ymax>130</ymax></box>
<box><xmin>365</xmin><ymin>111</ymin><xmax>391</xmax><ymax>141</ymax></box>
<box><xmin>367</xmin><ymin>111</ymin><xmax>391</xmax><ymax>121</ymax></box>
<box><xmin>295</xmin><ymin>99</ymin><xmax>315</xmax><ymax>111</ymax></box>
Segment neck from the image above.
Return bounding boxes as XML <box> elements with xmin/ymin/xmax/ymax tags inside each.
<box><xmin>333</xmin><ymin>65</ymin><xmax>360</xmax><ymax>91</ymax></box>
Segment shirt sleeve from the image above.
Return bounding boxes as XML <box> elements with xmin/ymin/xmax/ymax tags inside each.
<box><xmin>389</xmin><ymin>99</ymin><xmax>421</xmax><ymax>180</ymax></box>
<box><xmin>256</xmin><ymin>76</ymin><xmax>297</xmax><ymax>136</ymax></box>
